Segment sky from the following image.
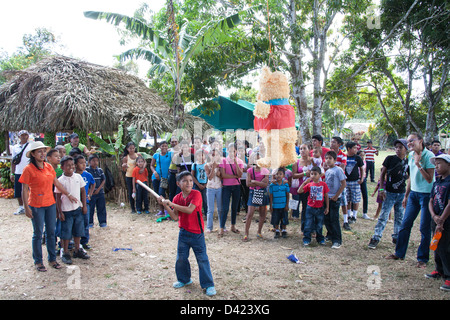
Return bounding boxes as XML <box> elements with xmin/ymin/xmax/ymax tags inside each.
<box><xmin>0</xmin><ymin>0</ymin><xmax>165</xmax><ymax>76</ymax></box>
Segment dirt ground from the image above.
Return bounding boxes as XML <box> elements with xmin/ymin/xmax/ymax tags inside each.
<box><xmin>0</xmin><ymin>176</ymin><xmax>449</xmax><ymax>302</ymax></box>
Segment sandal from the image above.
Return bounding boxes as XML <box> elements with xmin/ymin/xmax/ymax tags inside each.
<box><xmin>256</xmin><ymin>233</ymin><xmax>263</xmax><ymax>239</ymax></box>
<box><xmin>50</xmin><ymin>261</ymin><xmax>62</xmax><ymax>269</ymax></box>
<box><xmin>242</xmin><ymin>235</ymin><xmax>249</xmax><ymax>242</ymax></box>
<box><xmin>217</xmin><ymin>232</ymin><xmax>224</xmax><ymax>238</ymax></box>
<box><xmin>231</xmin><ymin>228</ymin><xmax>240</xmax><ymax>234</ymax></box>
<box><xmin>35</xmin><ymin>264</ymin><xmax>47</xmax><ymax>272</ymax></box>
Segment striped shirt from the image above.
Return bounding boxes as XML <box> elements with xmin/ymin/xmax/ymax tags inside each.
<box><xmin>364</xmin><ymin>147</ymin><xmax>377</xmax><ymax>162</ymax></box>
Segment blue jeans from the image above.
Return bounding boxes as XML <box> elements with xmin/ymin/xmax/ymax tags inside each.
<box><xmin>81</xmin><ymin>204</ymin><xmax>90</xmax><ymax>245</ymax></box>
<box><xmin>30</xmin><ymin>204</ymin><xmax>57</xmax><ymax>264</ymax></box>
<box><xmin>176</xmin><ymin>228</ymin><xmax>214</xmax><ymax>289</ymax></box>
<box><xmin>303</xmin><ymin>206</ymin><xmax>325</xmax><ymax>243</ymax></box>
<box><xmin>395</xmin><ymin>191</ymin><xmax>431</xmax><ymax>262</ymax></box>
<box><xmin>220</xmin><ymin>185</ymin><xmax>241</xmax><ymax>228</ymax></box>
<box><xmin>206</xmin><ymin>188</ymin><xmax>222</xmax><ymax>231</ymax></box>
<box><xmin>89</xmin><ymin>193</ymin><xmax>107</xmax><ymax>226</ymax></box>
<box><xmin>372</xmin><ymin>191</ymin><xmax>405</xmax><ymax>241</ymax></box>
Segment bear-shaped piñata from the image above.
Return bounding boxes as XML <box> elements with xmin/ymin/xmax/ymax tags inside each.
<box><xmin>253</xmin><ymin>66</ymin><xmax>298</xmax><ymax>169</ymax></box>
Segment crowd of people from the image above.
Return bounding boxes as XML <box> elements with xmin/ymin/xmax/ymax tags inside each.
<box><xmin>9</xmin><ymin>130</ymin><xmax>450</xmax><ymax>294</ymax></box>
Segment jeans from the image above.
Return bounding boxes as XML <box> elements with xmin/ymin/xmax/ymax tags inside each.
<box><xmin>366</xmin><ymin>161</ymin><xmax>375</xmax><ymax>182</ymax></box>
<box><xmin>220</xmin><ymin>185</ymin><xmax>241</xmax><ymax>228</ymax></box>
<box><xmin>193</xmin><ymin>184</ymin><xmax>208</xmax><ymax>216</ymax></box>
<box><xmin>136</xmin><ymin>181</ymin><xmax>149</xmax><ymax>211</ymax></box>
<box><xmin>30</xmin><ymin>204</ymin><xmax>57</xmax><ymax>264</ymax></box>
<box><xmin>125</xmin><ymin>177</ymin><xmax>136</xmax><ymax>212</ymax></box>
<box><xmin>176</xmin><ymin>228</ymin><xmax>214</xmax><ymax>289</ymax></box>
<box><xmin>303</xmin><ymin>206</ymin><xmax>325</xmax><ymax>243</ymax></box>
<box><xmin>206</xmin><ymin>188</ymin><xmax>222</xmax><ymax>231</ymax></box>
<box><xmin>324</xmin><ymin>199</ymin><xmax>342</xmax><ymax>244</ymax></box>
<box><xmin>395</xmin><ymin>191</ymin><xmax>431</xmax><ymax>262</ymax></box>
<box><xmin>372</xmin><ymin>191</ymin><xmax>405</xmax><ymax>241</ymax></box>
<box><xmin>89</xmin><ymin>193</ymin><xmax>107</xmax><ymax>226</ymax></box>
<box><xmin>81</xmin><ymin>204</ymin><xmax>90</xmax><ymax>245</ymax></box>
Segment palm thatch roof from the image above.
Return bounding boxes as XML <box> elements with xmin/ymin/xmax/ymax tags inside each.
<box><xmin>0</xmin><ymin>55</ymin><xmax>208</xmax><ymax>134</ymax></box>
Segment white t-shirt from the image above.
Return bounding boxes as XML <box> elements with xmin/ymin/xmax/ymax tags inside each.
<box><xmin>54</xmin><ymin>173</ymin><xmax>86</xmax><ymax>212</ymax></box>
<box><xmin>12</xmin><ymin>142</ymin><xmax>32</xmax><ymax>175</ymax></box>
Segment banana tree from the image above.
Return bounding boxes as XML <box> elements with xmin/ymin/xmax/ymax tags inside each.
<box><xmin>84</xmin><ymin>5</ymin><xmax>257</xmax><ymax>128</ymax></box>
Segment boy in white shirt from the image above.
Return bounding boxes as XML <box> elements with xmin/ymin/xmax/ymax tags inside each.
<box><xmin>55</xmin><ymin>156</ymin><xmax>89</xmax><ymax>264</ymax></box>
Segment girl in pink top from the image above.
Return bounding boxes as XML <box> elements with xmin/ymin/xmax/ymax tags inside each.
<box><xmin>218</xmin><ymin>143</ymin><xmax>244</xmax><ymax>237</ymax></box>
<box><xmin>243</xmin><ymin>152</ymin><xmax>269</xmax><ymax>241</ymax></box>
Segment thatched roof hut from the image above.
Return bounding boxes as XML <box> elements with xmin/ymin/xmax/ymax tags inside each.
<box><xmin>0</xmin><ymin>55</ymin><xmax>207</xmax><ymax>134</ymax></box>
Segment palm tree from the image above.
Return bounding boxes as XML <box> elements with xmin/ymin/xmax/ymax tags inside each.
<box><xmin>84</xmin><ymin>4</ymin><xmax>257</xmax><ymax>128</ymax></box>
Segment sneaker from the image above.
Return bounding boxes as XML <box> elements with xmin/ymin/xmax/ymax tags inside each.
<box><xmin>13</xmin><ymin>207</ymin><xmax>25</xmax><ymax>215</ymax></box>
<box><xmin>440</xmin><ymin>280</ymin><xmax>450</xmax><ymax>292</ymax></box>
<box><xmin>282</xmin><ymin>231</ymin><xmax>287</xmax><ymax>238</ymax></box>
<box><xmin>62</xmin><ymin>253</ymin><xmax>72</xmax><ymax>265</ymax></box>
<box><xmin>368</xmin><ymin>238</ymin><xmax>379</xmax><ymax>249</ymax></box>
<box><xmin>343</xmin><ymin>222</ymin><xmax>351</xmax><ymax>231</ymax></box>
<box><xmin>82</xmin><ymin>243</ymin><xmax>92</xmax><ymax>250</ymax></box>
<box><xmin>362</xmin><ymin>213</ymin><xmax>371</xmax><ymax>220</ymax></box>
<box><xmin>205</xmin><ymin>286</ymin><xmax>217</xmax><ymax>296</ymax></box>
<box><xmin>144</xmin><ymin>210</ymin><xmax>150</xmax><ymax>214</ymax></box>
<box><xmin>331</xmin><ymin>242</ymin><xmax>341</xmax><ymax>249</ymax></box>
<box><xmin>318</xmin><ymin>240</ymin><xmax>326</xmax><ymax>245</ymax></box>
<box><xmin>136</xmin><ymin>211</ymin><xmax>142</xmax><ymax>215</ymax></box>
<box><xmin>73</xmin><ymin>250</ymin><xmax>90</xmax><ymax>260</ymax></box>
<box><xmin>392</xmin><ymin>237</ymin><xmax>397</xmax><ymax>244</ymax></box>
<box><xmin>99</xmin><ymin>223</ymin><xmax>107</xmax><ymax>228</ymax></box>
<box><xmin>274</xmin><ymin>231</ymin><xmax>280</xmax><ymax>239</ymax></box>
<box><xmin>303</xmin><ymin>241</ymin><xmax>310</xmax><ymax>247</ymax></box>
<box><xmin>425</xmin><ymin>271</ymin><xmax>442</xmax><ymax>279</ymax></box>
<box><xmin>173</xmin><ymin>279</ymin><xmax>192</xmax><ymax>288</ymax></box>
<box><xmin>156</xmin><ymin>211</ymin><xmax>165</xmax><ymax>217</ymax></box>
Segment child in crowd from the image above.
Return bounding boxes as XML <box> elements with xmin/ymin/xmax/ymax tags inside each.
<box><xmin>55</xmin><ymin>145</ymin><xmax>66</xmax><ymax>159</ymax></box>
<box><xmin>269</xmin><ymin>168</ymin><xmax>290</xmax><ymax>239</ymax></box>
<box><xmin>74</xmin><ymin>155</ymin><xmax>95</xmax><ymax>250</ymax></box>
<box><xmin>324</xmin><ymin>151</ymin><xmax>346</xmax><ymax>249</ymax></box>
<box><xmin>357</xmin><ymin>150</ymin><xmax>370</xmax><ymax>220</ymax></box>
<box><xmin>312</xmin><ymin>147</ymin><xmax>324</xmax><ymax>175</ymax></box>
<box><xmin>132</xmin><ymin>156</ymin><xmax>150</xmax><ymax>214</ymax></box>
<box><xmin>55</xmin><ymin>156</ymin><xmax>89</xmax><ymax>265</ymax></box>
<box><xmin>371</xmin><ymin>172</ymin><xmax>388</xmax><ymax>220</ymax></box>
<box><xmin>344</xmin><ymin>142</ymin><xmax>364</xmax><ymax>226</ymax></box>
<box><xmin>47</xmin><ymin>149</ymin><xmax>63</xmax><ymax>177</ymax></box>
<box><xmin>157</xmin><ymin>171</ymin><xmax>216</xmax><ymax>297</ymax></box>
<box><xmin>192</xmin><ymin>149</ymin><xmax>208</xmax><ymax>216</ymax></box>
<box><xmin>426</xmin><ymin>154</ymin><xmax>450</xmax><ymax>292</ymax></box>
<box><xmin>86</xmin><ymin>154</ymin><xmax>107</xmax><ymax>228</ymax></box>
<box><xmin>205</xmin><ymin>148</ymin><xmax>223</xmax><ymax>233</ymax></box>
<box><xmin>298</xmin><ymin>166</ymin><xmax>329</xmax><ymax>246</ymax></box>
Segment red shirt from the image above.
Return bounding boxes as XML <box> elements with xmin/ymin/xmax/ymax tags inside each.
<box><xmin>19</xmin><ymin>162</ymin><xmax>56</xmax><ymax>208</ymax></box>
<box><xmin>303</xmin><ymin>181</ymin><xmax>329</xmax><ymax>208</ymax></box>
<box><xmin>310</xmin><ymin>146</ymin><xmax>330</xmax><ymax>163</ymax></box>
<box><xmin>132</xmin><ymin>166</ymin><xmax>148</xmax><ymax>183</ymax></box>
<box><xmin>173</xmin><ymin>189</ymin><xmax>204</xmax><ymax>234</ymax></box>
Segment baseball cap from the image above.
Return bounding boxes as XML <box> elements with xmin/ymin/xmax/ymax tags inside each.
<box><xmin>430</xmin><ymin>154</ymin><xmax>450</xmax><ymax>165</ymax></box>
<box><xmin>393</xmin><ymin>139</ymin><xmax>408</xmax><ymax>150</ymax></box>
<box><xmin>18</xmin><ymin>130</ymin><xmax>29</xmax><ymax>136</ymax></box>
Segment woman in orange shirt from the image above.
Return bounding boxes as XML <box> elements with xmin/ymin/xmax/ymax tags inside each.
<box><xmin>19</xmin><ymin>142</ymin><xmax>77</xmax><ymax>272</ymax></box>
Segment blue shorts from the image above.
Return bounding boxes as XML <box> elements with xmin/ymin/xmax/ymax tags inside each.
<box><xmin>247</xmin><ymin>189</ymin><xmax>269</xmax><ymax>207</ymax></box>
<box><xmin>61</xmin><ymin>207</ymin><xmax>85</xmax><ymax>240</ymax></box>
<box><xmin>271</xmin><ymin>208</ymin><xmax>289</xmax><ymax>226</ymax></box>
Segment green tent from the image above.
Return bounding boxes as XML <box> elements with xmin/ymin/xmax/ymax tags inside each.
<box><xmin>190</xmin><ymin>96</ymin><xmax>255</xmax><ymax>131</ymax></box>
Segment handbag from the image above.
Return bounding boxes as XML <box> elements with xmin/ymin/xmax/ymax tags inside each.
<box><xmin>159</xmin><ymin>154</ymin><xmax>169</xmax><ymax>189</ymax></box>
<box><xmin>250</xmin><ymin>167</ymin><xmax>265</xmax><ymax>205</ymax></box>
<box><xmin>12</xmin><ymin>142</ymin><xmax>29</xmax><ymax>165</ymax></box>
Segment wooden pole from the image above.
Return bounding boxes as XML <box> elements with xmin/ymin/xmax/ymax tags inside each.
<box><xmin>136</xmin><ymin>180</ymin><xmax>160</xmax><ymax>199</ymax></box>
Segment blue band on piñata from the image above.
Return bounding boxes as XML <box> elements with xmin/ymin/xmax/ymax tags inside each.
<box><xmin>265</xmin><ymin>98</ymin><xmax>289</xmax><ymax>105</ymax></box>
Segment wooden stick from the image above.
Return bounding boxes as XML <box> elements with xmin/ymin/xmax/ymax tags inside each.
<box><xmin>136</xmin><ymin>180</ymin><xmax>160</xmax><ymax>199</ymax></box>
